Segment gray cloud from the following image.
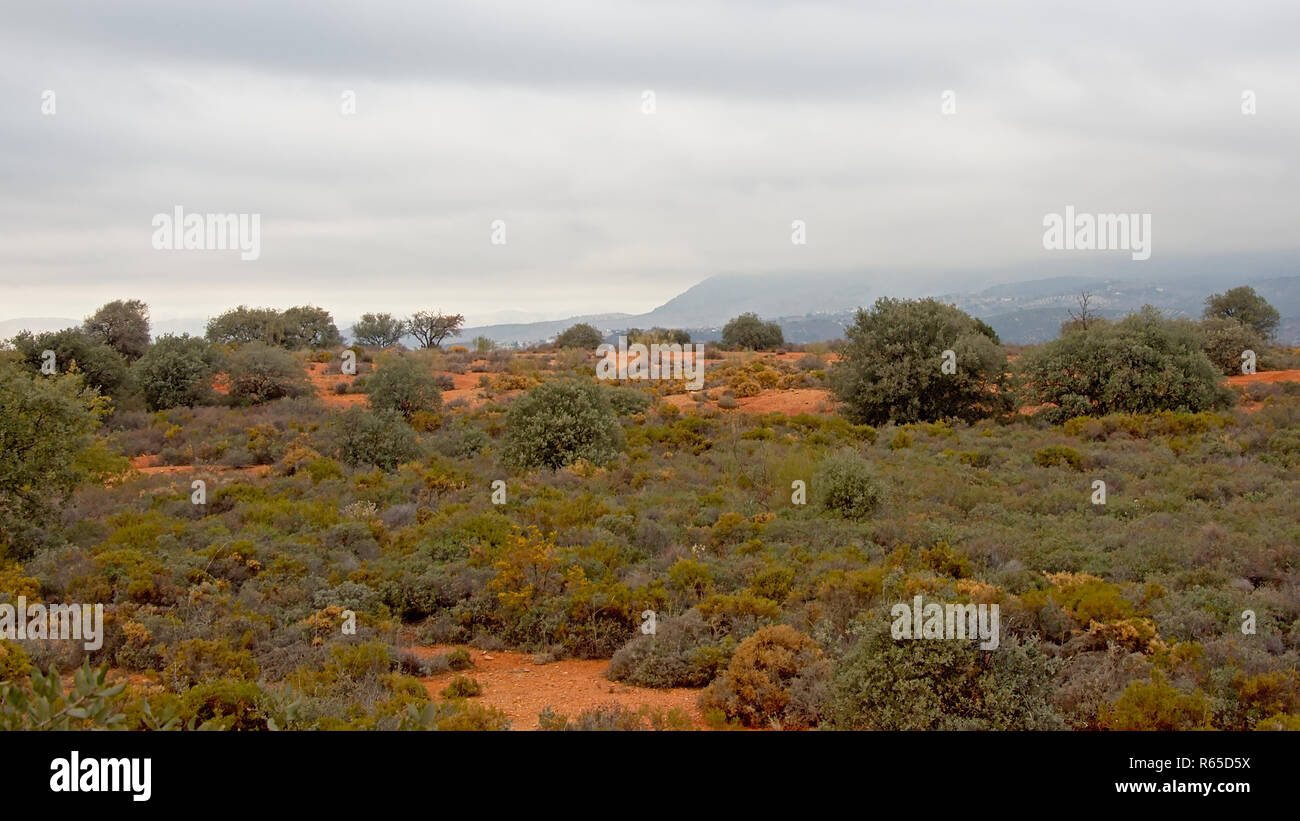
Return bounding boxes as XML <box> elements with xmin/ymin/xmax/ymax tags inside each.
<box><xmin>2</xmin><ymin>0</ymin><xmax>1298</xmax><ymax>325</ymax></box>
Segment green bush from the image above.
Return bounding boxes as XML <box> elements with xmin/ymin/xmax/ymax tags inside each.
<box><xmin>607</xmin><ymin>611</ymin><xmax>731</xmax><ymax>688</ymax></box>
<box><xmin>505</xmin><ymin>379</ymin><xmax>626</xmax><ymax>470</ymax></box>
<box><xmin>324</xmin><ymin>407</ymin><xmax>421</xmax><ymax>470</ymax></box>
<box><xmin>227</xmin><ymin>342</ymin><xmax>310</xmax><ymax>404</ymax></box>
<box><xmin>9</xmin><ymin>327</ymin><xmax>129</xmax><ymax>400</ymax></box>
<box><xmin>828</xmin><ymin>614</ymin><xmax>1064</xmax><ymax>730</ymax></box>
<box><xmin>440</xmin><ymin>675</ymin><xmax>483</xmax><ymax>698</ymax></box>
<box><xmin>829</xmin><ymin>297</ymin><xmax>1010</xmax><ymax>425</ymax></box>
<box><xmin>814</xmin><ymin>450</ymin><xmax>882</xmax><ymax>520</ymax></box>
<box><xmin>367</xmin><ymin>354</ymin><xmax>442</xmax><ymax>419</ymax></box>
<box><xmin>133</xmin><ymin>333</ymin><xmax>215</xmax><ymax>410</ymax></box>
<box><xmin>1018</xmin><ymin>307</ymin><xmax>1233</xmax><ymax>420</ymax></box>
<box><xmin>721</xmin><ymin>313</ymin><xmax>784</xmax><ymax>350</ymax></box>
<box><xmin>1200</xmin><ymin>317</ymin><xmax>1264</xmax><ymax>376</ymax></box>
<box><xmin>554</xmin><ymin>323</ymin><xmax>604</xmax><ymax>349</ymax></box>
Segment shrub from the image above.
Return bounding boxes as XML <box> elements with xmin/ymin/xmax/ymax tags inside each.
<box><xmin>505</xmin><ymin>379</ymin><xmax>626</xmax><ymax>470</ymax></box>
<box><xmin>721</xmin><ymin>313</ymin><xmax>784</xmax><ymax>350</ymax></box>
<box><xmin>814</xmin><ymin>450</ymin><xmax>882</xmax><ymax>520</ymax></box>
<box><xmin>607</xmin><ymin>611</ymin><xmax>730</xmax><ymax>688</ymax></box>
<box><xmin>445</xmin><ymin>647</ymin><xmax>474</xmax><ymax>671</ymax></box>
<box><xmin>1033</xmin><ymin>445</ymin><xmax>1082</xmax><ymax>470</ymax></box>
<box><xmin>1200</xmin><ymin>317</ymin><xmax>1265</xmax><ymax>376</ymax></box>
<box><xmin>323</xmin><ymin>407</ymin><xmax>421</xmax><ymax>470</ymax></box>
<box><xmin>440</xmin><ymin>675</ymin><xmax>482</xmax><ymax>698</ymax></box>
<box><xmin>133</xmin><ymin>333</ymin><xmax>215</xmax><ymax>410</ymax></box>
<box><xmin>829</xmin><ymin>297</ymin><xmax>1010</xmax><ymax>424</ymax></box>
<box><xmin>1102</xmin><ymin>672</ymin><xmax>1211</xmax><ymax>730</ymax></box>
<box><xmin>9</xmin><ymin>328</ymin><xmax>129</xmax><ymax>399</ymax></box>
<box><xmin>828</xmin><ymin>614</ymin><xmax>1064</xmax><ymax>730</ymax></box>
<box><xmin>0</xmin><ymin>364</ymin><xmax>114</xmax><ymax>558</ymax></box>
<box><xmin>367</xmin><ymin>354</ymin><xmax>442</xmax><ymax>419</ymax></box>
<box><xmin>226</xmin><ymin>342</ymin><xmax>310</xmax><ymax>404</ymax></box>
<box><xmin>699</xmin><ymin>625</ymin><xmax>829</xmax><ymax>729</ymax></box>
<box><xmin>1017</xmin><ymin>307</ymin><xmax>1233</xmax><ymax>420</ymax></box>
<box><xmin>554</xmin><ymin>323</ymin><xmax>604</xmax><ymax>349</ymax></box>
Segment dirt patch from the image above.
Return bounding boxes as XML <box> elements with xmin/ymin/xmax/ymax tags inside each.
<box><xmin>408</xmin><ymin>645</ymin><xmax>705</xmax><ymax>730</ymax></box>
<box><xmin>128</xmin><ymin>455</ymin><xmax>270</xmax><ymax>478</ymax></box>
<box><xmin>1227</xmin><ymin>368</ymin><xmax>1300</xmax><ymax>386</ymax></box>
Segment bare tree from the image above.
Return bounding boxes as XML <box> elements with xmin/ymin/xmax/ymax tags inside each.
<box><xmin>407</xmin><ymin>310</ymin><xmax>465</xmax><ymax>349</ymax></box>
<box><xmin>1066</xmin><ymin>291</ymin><xmax>1098</xmax><ymax>332</ymax></box>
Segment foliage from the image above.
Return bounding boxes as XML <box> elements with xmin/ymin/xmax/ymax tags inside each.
<box><xmin>555</xmin><ymin>323</ymin><xmax>604</xmax><ymax>349</ymax></box>
<box><xmin>133</xmin><ymin>333</ymin><xmax>215</xmax><ymax>410</ymax></box>
<box><xmin>408</xmin><ymin>311</ymin><xmax>465</xmax><ymax>349</ymax></box>
<box><xmin>9</xmin><ymin>328</ymin><xmax>129</xmax><ymax>399</ymax></box>
<box><xmin>227</xmin><ymin>342</ymin><xmax>310</xmax><ymax>404</ymax></box>
<box><xmin>814</xmin><ymin>449</ymin><xmax>883</xmax><ymax>520</ymax></box>
<box><xmin>323</xmin><ymin>407</ymin><xmax>420</xmax><ymax>470</ymax></box>
<box><xmin>351</xmin><ymin>313</ymin><xmax>407</xmax><ymax>348</ymax></box>
<box><xmin>0</xmin><ymin>363</ymin><xmax>114</xmax><ymax>558</ymax></box>
<box><xmin>505</xmin><ymin>379</ymin><xmax>626</xmax><ymax>469</ymax></box>
<box><xmin>83</xmin><ymin>299</ymin><xmax>151</xmax><ymax>360</ymax></box>
<box><xmin>721</xmin><ymin>313</ymin><xmax>784</xmax><ymax>351</ymax></box>
<box><xmin>1203</xmin><ymin>285</ymin><xmax>1281</xmax><ymax>338</ymax></box>
<box><xmin>0</xmin><ymin>661</ymin><xmax>126</xmax><ymax>730</ymax></box>
<box><xmin>1017</xmin><ymin>306</ymin><xmax>1233</xmax><ymax>421</ymax></box>
<box><xmin>830</xmin><ymin>297</ymin><xmax>1011</xmax><ymax>424</ymax></box>
<box><xmin>367</xmin><ymin>354</ymin><xmax>443</xmax><ymax>419</ymax></box>
<box><xmin>699</xmin><ymin>625</ymin><xmax>829</xmax><ymax>729</ymax></box>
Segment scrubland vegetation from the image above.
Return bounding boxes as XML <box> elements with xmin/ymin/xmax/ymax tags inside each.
<box><xmin>1</xmin><ymin>289</ymin><xmax>1297</xmax><ymax>731</ymax></box>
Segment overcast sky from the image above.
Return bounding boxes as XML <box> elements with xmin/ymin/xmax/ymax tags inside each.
<box><xmin>2</xmin><ymin>0</ymin><xmax>1298</xmax><ymax>326</ymax></box>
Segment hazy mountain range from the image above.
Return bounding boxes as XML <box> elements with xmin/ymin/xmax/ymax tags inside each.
<box><xmin>5</xmin><ymin>258</ymin><xmax>1299</xmax><ymax>348</ymax></box>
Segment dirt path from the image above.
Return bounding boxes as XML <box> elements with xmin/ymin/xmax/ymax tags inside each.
<box><xmin>407</xmin><ymin>645</ymin><xmax>705</xmax><ymax>730</ymax></box>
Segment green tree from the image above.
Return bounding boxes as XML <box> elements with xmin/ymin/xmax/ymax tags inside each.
<box><xmin>367</xmin><ymin>354</ymin><xmax>442</xmax><ymax>419</ymax></box>
<box><xmin>9</xmin><ymin>327</ymin><xmax>129</xmax><ymax>400</ymax></box>
<box><xmin>829</xmin><ymin>297</ymin><xmax>1010</xmax><ymax>425</ymax></box>
<box><xmin>408</xmin><ymin>310</ymin><xmax>464</xmax><ymax>349</ymax></box>
<box><xmin>206</xmin><ymin>306</ymin><xmax>286</xmax><ymax>346</ymax></box>
<box><xmin>1018</xmin><ymin>306</ymin><xmax>1233</xmax><ymax>420</ymax></box>
<box><xmin>554</xmin><ymin>323</ymin><xmax>604</xmax><ymax>350</ymax></box>
<box><xmin>226</xmin><ymin>342</ymin><xmax>310</xmax><ymax>405</ymax></box>
<box><xmin>505</xmin><ymin>379</ymin><xmax>625</xmax><ymax>469</ymax></box>
<box><xmin>83</xmin><ymin>299</ymin><xmax>151</xmax><ymax>360</ymax></box>
<box><xmin>351</xmin><ymin>313</ymin><xmax>407</xmax><ymax>348</ymax></box>
<box><xmin>0</xmin><ymin>363</ymin><xmax>113</xmax><ymax>557</ymax></box>
<box><xmin>721</xmin><ymin>313</ymin><xmax>784</xmax><ymax>350</ymax></box>
<box><xmin>1203</xmin><ymin>285</ymin><xmax>1280</xmax><ymax>338</ymax></box>
<box><xmin>132</xmin><ymin>333</ymin><xmax>215</xmax><ymax>410</ymax></box>
<box><xmin>280</xmin><ymin>305</ymin><xmax>342</xmax><ymax>349</ymax></box>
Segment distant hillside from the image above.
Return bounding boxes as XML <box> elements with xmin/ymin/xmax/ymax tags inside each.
<box><xmin>461</xmin><ymin>270</ymin><xmax>1300</xmax><ymax>347</ymax></box>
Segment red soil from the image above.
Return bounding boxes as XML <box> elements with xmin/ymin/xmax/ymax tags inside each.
<box><xmin>408</xmin><ymin>645</ymin><xmax>705</xmax><ymax>730</ymax></box>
